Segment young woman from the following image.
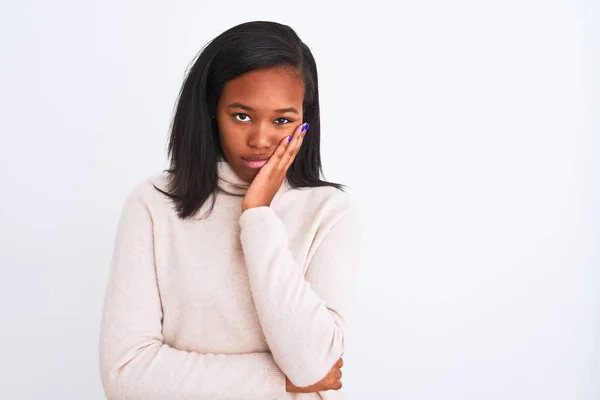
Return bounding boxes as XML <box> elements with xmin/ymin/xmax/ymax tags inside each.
<box><xmin>99</xmin><ymin>20</ymin><xmax>361</xmax><ymax>399</ymax></box>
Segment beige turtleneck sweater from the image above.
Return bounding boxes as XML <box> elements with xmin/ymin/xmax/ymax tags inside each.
<box><xmin>99</xmin><ymin>160</ymin><xmax>361</xmax><ymax>400</ymax></box>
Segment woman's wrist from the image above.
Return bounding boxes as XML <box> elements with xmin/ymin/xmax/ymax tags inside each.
<box><xmin>285</xmin><ymin>376</ymin><xmax>307</xmax><ymax>393</ymax></box>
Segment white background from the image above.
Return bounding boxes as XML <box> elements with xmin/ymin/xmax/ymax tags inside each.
<box><xmin>1</xmin><ymin>0</ymin><xmax>598</xmax><ymax>399</ymax></box>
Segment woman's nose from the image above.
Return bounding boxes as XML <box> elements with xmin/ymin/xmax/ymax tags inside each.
<box><xmin>247</xmin><ymin>122</ymin><xmax>276</xmax><ymax>150</ymax></box>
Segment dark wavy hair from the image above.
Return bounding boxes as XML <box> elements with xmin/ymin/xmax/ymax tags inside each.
<box><xmin>156</xmin><ymin>20</ymin><xmax>344</xmax><ymax>219</ymax></box>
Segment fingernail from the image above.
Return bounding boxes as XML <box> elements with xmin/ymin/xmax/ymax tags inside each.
<box><xmin>287</xmin><ymin>135</ymin><xmax>292</xmax><ymax>142</ymax></box>
<box><xmin>302</xmin><ymin>123</ymin><xmax>310</xmax><ymax>132</ymax></box>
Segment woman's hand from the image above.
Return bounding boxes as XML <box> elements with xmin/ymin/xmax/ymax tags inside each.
<box><xmin>241</xmin><ymin>122</ymin><xmax>309</xmax><ymax>212</ymax></box>
<box><xmin>285</xmin><ymin>357</ymin><xmax>344</xmax><ymax>393</ymax></box>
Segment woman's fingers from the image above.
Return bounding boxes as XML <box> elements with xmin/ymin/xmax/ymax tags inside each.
<box><xmin>282</xmin><ymin>122</ymin><xmax>308</xmax><ymax>169</ymax></box>
<box><xmin>267</xmin><ymin>122</ymin><xmax>308</xmax><ymax>176</ymax></box>
<box><xmin>271</xmin><ymin>133</ymin><xmax>293</xmax><ymax>163</ymax></box>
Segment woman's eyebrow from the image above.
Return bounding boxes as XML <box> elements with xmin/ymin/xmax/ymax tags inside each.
<box><xmin>227</xmin><ymin>102</ymin><xmax>299</xmax><ymax>114</ymax></box>
<box><xmin>274</xmin><ymin>107</ymin><xmax>299</xmax><ymax>114</ymax></box>
<box><xmin>227</xmin><ymin>102</ymin><xmax>253</xmax><ymax>112</ymax></box>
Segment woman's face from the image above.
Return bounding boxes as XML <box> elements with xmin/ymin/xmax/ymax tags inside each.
<box><xmin>216</xmin><ymin>66</ymin><xmax>305</xmax><ymax>183</ymax></box>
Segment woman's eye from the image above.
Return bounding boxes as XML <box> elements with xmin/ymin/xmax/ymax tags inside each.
<box><xmin>275</xmin><ymin>118</ymin><xmax>291</xmax><ymax>124</ymax></box>
<box><xmin>234</xmin><ymin>113</ymin><xmax>251</xmax><ymax>122</ymax></box>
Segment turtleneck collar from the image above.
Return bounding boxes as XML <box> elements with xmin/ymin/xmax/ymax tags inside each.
<box><xmin>217</xmin><ymin>160</ymin><xmax>250</xmax><ymax>196</ymax></box>
<box><xmin>216</xmin><ymin>159</ymin><xmax>292</xmax><ymax>196</ymax></box>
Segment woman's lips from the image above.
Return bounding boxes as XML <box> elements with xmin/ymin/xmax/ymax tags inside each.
<box><xmin>243</xmin><ymin>158</ymin><xmax>269</xmax><ymax>169</ymax></box>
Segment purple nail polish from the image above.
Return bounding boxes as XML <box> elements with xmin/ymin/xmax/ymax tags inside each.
<box><xmin>287</xmin><ymin>135</ymin><xmax>292</xmax><ymax>142</ymax></box>
<box><xmin>305</xmin><ymin>123</ymin><xmax>310</xmax><ymax>131</ymax></box>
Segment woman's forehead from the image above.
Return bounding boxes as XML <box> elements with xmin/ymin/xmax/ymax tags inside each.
<box><xmin>220</xmin><ymin>67</ymin><xmax>304</xmax><ymax>108</ymax></box>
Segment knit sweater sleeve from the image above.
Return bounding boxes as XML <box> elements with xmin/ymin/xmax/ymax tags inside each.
<box><xmin>99</xmin><ymin>189</ymin><xmax>286</xmax><ymax>400</ymax></box>
<box><xmin>239</xmin><ymin>197</ymin><xmax>362</xmax><ymax>388</ymax></box>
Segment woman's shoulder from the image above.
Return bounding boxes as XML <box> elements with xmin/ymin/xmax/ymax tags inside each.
<box><xmin>286</xmin><ymin>184</ymin><xmax>361</xmax><ymax>223</ymax></box>
<box><xmin>300</xmin><ymin>184</ymin><xmax>353</xmax><ymax>204</ymax></box>
<box><xmin>120</xmin><ymin>172</ymin><xmax>172</xmax><ymax>212</ymax></box>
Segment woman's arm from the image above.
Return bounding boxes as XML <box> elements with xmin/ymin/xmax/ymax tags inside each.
<box><xmin>238</xmin><ymin>199</ymin><xmax>361</xmax><ymax>388</ymax></box>
<box><xmin>100</xmin><ymin>193</ymin><xmax>286</xmax><ymax>400</ymax></box>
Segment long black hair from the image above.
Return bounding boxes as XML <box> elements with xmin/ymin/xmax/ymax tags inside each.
<box><xmin>156</xmin><ymin>21</ymin><xmax>344</xmax><ymax>219</ymax></box>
